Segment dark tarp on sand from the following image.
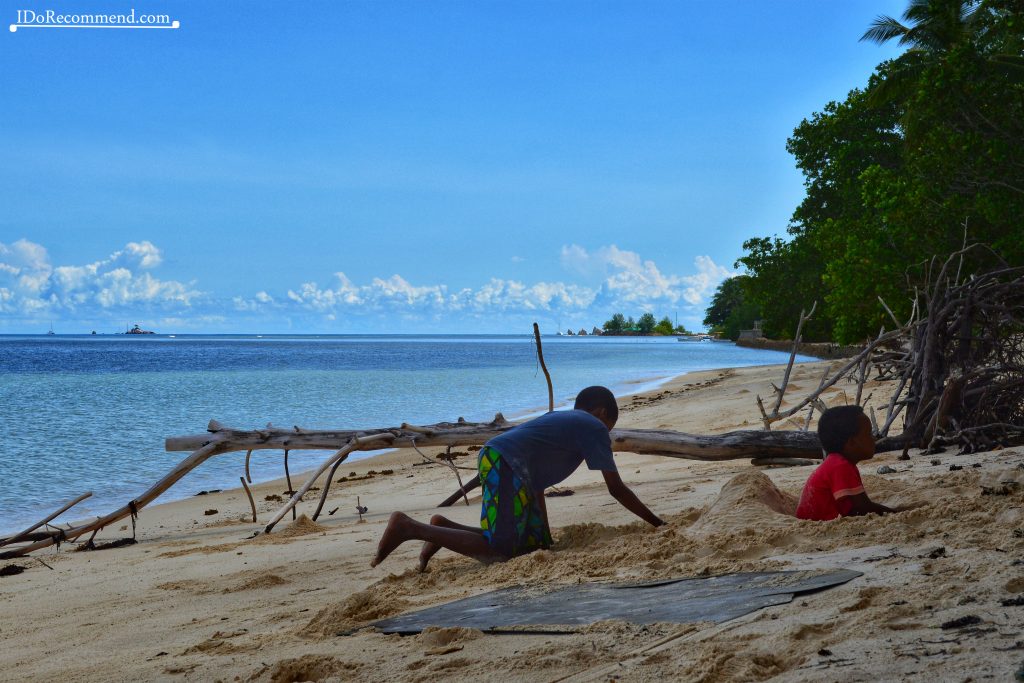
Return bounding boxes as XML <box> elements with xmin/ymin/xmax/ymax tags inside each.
<box><xmin>372</xmin><ymin>569</ymin><xmax>862</xmax><ymax>635</ymax></box>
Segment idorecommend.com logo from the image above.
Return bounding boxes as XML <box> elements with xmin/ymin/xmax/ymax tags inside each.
<box><xmin>10</xmin><ymin>9</ymin><xmax>180</xmax><ymax>32</ymax></box>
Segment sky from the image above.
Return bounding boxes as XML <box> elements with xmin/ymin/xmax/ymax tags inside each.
<box><xmin>0</xmin><ymin>0</ymin><xmax>905</xmax><ymax>334</ymax></box>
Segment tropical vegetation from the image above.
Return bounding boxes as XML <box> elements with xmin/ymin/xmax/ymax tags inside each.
<box><xmin>602</xmin><ymin>312</ymin><xmax>692</xmax><ymax>335</ymax></box>
<box><xmin>709</xmin><ymin>0</ymin><xmax>1024</xmax><ymax>343</ymax></box>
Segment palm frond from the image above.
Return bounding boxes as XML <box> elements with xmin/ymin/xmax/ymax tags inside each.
<box><xmin>990</xmin><ymin>54</ymin><xmax>1024</xmax><ymax>82</ymax></box>
<box><xmin>861</xmin><ymin>15</ymin><xmax>909</xmax><ymax>44</ymax></box>
<box><xmin>903</xmin><ymin>0</ymin><xmax>936</xmax><ymax>25</ymax></box>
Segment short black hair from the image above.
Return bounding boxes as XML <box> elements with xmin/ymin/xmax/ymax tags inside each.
<box><xmin>817</xmin><ymin>405</ymin><xmax>865</xmax><ymax>454</ymax></box>
<box><xmin>574</xmin><ymin>385</ymin><xmax>618</xmax><ymax>423</ymax></box>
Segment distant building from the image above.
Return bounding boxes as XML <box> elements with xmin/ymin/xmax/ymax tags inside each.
<box><xmin>738</xmin><ymin>320</ymin><xmax>765</xmax><ymax>341</ymax></box>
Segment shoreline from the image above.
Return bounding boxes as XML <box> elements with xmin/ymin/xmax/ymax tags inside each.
<box><xmin>12</xmin><ymin>352</ymin><xmax>813</xmax><ymax>537</ymax></box>
<box><xmin>13</xmin><ymin>358</ymin><xmax>778</xmax><ymax>542</ymax></box>
<box><xmin>735</xmin><ymin>337</ymin><xmax>862</xmax><ymax>359</ymax></box>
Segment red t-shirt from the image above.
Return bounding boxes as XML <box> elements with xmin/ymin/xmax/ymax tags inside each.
<box><xmin>796</xmin><ymin>453</ymin><xmax>865</xmax><ymax>521</ymax></box>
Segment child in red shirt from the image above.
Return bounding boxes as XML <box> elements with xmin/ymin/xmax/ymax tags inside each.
<box><xmin>796</xmin><ymin>405</ymin><xmax>895</xmax><ymax>521</ymax></box>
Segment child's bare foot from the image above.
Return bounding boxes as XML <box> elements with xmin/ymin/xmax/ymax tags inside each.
<box><xmin>371</xmin><ymin>511</ymin><xmax>413</xmax><ymax>567</ymax></box>
<box><xmin>418</xmin><ymin>541</ymin><xmax>440</xmax><ymax>572</ymax></box>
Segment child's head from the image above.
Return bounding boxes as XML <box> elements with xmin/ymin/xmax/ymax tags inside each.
<box><xmin>817</xmin><ymin>405</ymin><xmax>874</xmax><ymax>461</ymax></box>
<box><xmin>574</xmin><ymin>385</ymin><xmax>618</xmax><ymax>430</ymax></box>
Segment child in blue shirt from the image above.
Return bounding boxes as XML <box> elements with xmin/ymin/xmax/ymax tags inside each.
<box><xmin>371</xmin><ymin>386</ymin><xmax>664</xmax><ymax>570</ymax></box>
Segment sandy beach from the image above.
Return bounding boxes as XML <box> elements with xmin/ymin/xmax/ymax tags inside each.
<box><xmin>2</xmin><ymin>360</ymin><xmax>1022</xmax><ymax>682</ymax></box>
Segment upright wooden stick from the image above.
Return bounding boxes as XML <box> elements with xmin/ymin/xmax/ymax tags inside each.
<box><xmin>240</xmin><ymin>477</ymin><xmax>257</xmax><ymax>523</ymax></box>
<box><xmin>534</xmin><ymin>322</ymin><xmax>554</xmax><ymax>412</ymax></box>
<box><xmin>283</xmin><ymin>449</ymin><xmax>295</xmax><ymax>520</ymax></box>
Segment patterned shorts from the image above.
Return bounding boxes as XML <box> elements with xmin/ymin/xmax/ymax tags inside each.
<box><xmin>478</xmin><ymin>446</ymin><xmax>552</xmax><ymax>558</ymax></box>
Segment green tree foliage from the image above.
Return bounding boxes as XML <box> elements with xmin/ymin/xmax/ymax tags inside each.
<box><xmin>654</xmin><ymin>316</ymin><xmax>675</xmax><ymax>335</ymax></box>
<box><xmin>736</xmin><ymin>0</ymin><xmax>1024</xmax><ymax>343</ymax></box>
<box><xmin>603</xmin><ymin>312</ymin><xmax>626</xmax><ymax>334</ymax></box>
<box><xmin>703</xmin><ymin>276</ymin><xmax>747</xmax><ymax>329</ymax></box>
<box><xmin>637</xmin><ymin>312</ymin><xmax>657</xmax><ymax>334</ymax></box>
<box><xmin>603</xmin><ymin>312</ymin><xmax>687</xmax><ymax>335</ymax></box>
<box><xmin>703</xmin><ymin>276</ymin><xmax>762</xmax><ymax>341</ymax></box>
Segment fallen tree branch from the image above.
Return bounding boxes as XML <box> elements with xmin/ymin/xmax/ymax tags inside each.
<box><xmin>0</xmin><ymin>492</ymin><xmax>93</xmax><ymax>548</ymax></box>
<box><xmin>168</xmin><ymin>417</ymin><xmax>826</xmax><ymax>461</ymax></box>
<box><xmin>1</xmin><ymin>442</ymin><xmax>224</xmax><ymax>559</ymax></box>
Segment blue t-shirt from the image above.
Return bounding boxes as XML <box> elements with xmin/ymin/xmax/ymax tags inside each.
<box><xmin>484</xmin><ymin>409</ymin><xmax>617</xmax><ymax>490</ymax></box>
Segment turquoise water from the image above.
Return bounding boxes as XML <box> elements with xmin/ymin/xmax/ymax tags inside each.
<box><xmin>0</xmin><ymin>334</ymin><xmax>813</xmax><ymax>533</ymax></box>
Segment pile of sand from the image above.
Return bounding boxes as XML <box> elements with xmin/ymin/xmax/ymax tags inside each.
<box><xmin>686</xmin><ymin>469</ymin><xmax>798</xmax><ymax>539</ymax></box>
<box><xmin>226</xmin><ymin>573</ymin><xmax>289</xmax><ymax>593</ymax></box>
<box><xmin>274</xmin><ymin>514</ymin><xmax>328</xmax><ymax>538</ymax></box>
<box><xmin>302</xmin><ymin>584</ymin><xmax>412</xmax><ymax>637</ymax></box>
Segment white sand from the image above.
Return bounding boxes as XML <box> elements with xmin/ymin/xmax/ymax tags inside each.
<box><xmin>2</xmin><ymin>361</ymin><xmax>1022</xmax><ymax>682</ymax></box>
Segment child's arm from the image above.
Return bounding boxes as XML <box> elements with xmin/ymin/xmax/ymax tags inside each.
<box><xmin>602</xmin><ymin>471</ymin><xmax>665</xmax><ymax>527</ymax></box>
<box><xmin>843</xmin><ymin>492</ymin><xmax>896</xmax><ymax>516</ymax></box>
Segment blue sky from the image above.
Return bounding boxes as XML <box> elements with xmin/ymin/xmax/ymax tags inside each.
<box><xmin>0</xmin><ymin>0</ymin><xmax>904</xmax><ymax>334</ymax></box>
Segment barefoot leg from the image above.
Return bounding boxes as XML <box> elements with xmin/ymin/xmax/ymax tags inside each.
<box><xmin>371</xmin><ymin>511</ymin><xmax>415</xmax><ymax>567</ymax></box>
<box><xmin>372</xmin><ymin>512</ymin><xmax>501</xmax><ymax>568</ymax></box>
<box><xmin>419</xmin><ymin>514</ymin><xmax>483</xmax><ymax>572</ymax></box>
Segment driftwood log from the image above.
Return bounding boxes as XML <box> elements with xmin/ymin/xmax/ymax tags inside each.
<box><xmin>1</xmin><ymin>414</ymin><xmax>828</xmax><ymax>558</ymax></box>
<box><xmin>165</xmin><ymin>417</ymin><xmax>823</xmax><ymax>459</ymax></box>
<box><xmin>0</xmin><ymin>492</ymin><xmax>92</xmax><ymax>548</ymax></box>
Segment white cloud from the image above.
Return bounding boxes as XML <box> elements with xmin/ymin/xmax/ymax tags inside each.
<box><xmin>681</xmin><ymin>254</ymin><xmax>735</xmax><ymax>305</ymax></box>
<box><xmin>0</xmin><ymin>238</ymin><xmax>200</xmax><ymax>316</ymax></box>
<box><xmin>124</xmin><ymin>240</ymin><xmax>163</xmax><ymax>268</ymax></box>
<box><xmin>242</xmin><ymin>245</ymin><xmax>734</xmax><ymax>323</ymax></box>
<box><xmin>3</xmin><ymin>238</ymin><xmax>735</xmax><ymax>332</ymax></box>
<box><xmin>559</xmin><ymin>244</ymin><xmax>596</xmax><ymax>275</ymax></box>
<box><xmin>468</xmin><ymin>278</ymin><xmax>594</xmax><ymax>311</ymax></box>
<box><xmin>0</xmin><ymin>238</ymin><xmax>53</xmax><ymax>294</ymax></box>
<box><xmin>562</xmin><ymin>244</ymin><xmax>737</xmax><ymax>310</ymax></box>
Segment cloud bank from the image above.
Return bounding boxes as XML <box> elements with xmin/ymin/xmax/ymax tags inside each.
<box><xmin>0</xmin><ymin>239</ymin><xmax>199</xmax><ymax>320</ymax></box>
<box><xmin>1</xmin><ymin>239</ymin><xmax>736</xmax><ymax>332</ymax></box>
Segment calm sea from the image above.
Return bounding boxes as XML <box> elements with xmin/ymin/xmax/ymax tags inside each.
<box><xmin>0</xmin><ymin>334</ymin><xmax>813</xmax><ymax>534</ymax></box>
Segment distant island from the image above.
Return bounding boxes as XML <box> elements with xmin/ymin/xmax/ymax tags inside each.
<box><xmin>558</xmin><ymin>312</ymin><xmax>714</xmax><ymax>338</ymax></box>
<box><xmin>125</xmin><ymin>324</ymin><xmax>156</xmax><ymax>335</ymax></box>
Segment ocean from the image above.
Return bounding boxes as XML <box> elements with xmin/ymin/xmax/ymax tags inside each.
<box><xmin>0</xmin><ymin>334</ymin><xmax>814</xmax><ymax>534</ymax></box>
